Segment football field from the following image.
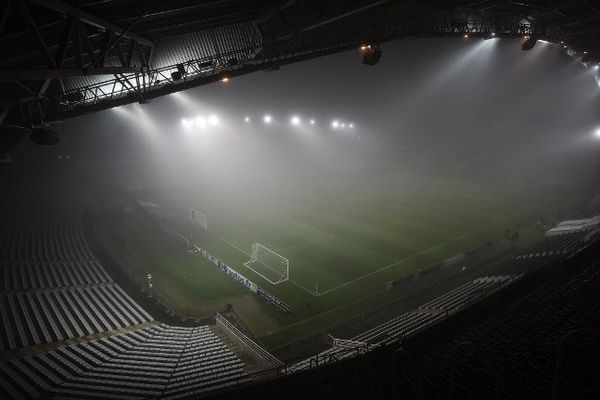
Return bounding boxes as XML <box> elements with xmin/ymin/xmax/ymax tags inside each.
<box><xmin>105</xmin><ymin>176</ymin><xmax>577</xmax><ymax>345</ymax></box>
<box><xmin>178</xmin><ymin>177</ymin><xmax>569</xmax><ymax>307</ymax></box>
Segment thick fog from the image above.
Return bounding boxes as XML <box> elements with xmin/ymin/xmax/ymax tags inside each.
<box><xmin>19</xmin><ymin>37</ymin><xmax>600</xmax><ymax>197</ymax></box>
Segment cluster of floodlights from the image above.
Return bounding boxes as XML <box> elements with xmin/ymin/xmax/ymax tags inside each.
<box><xmin>180</xmin><ymin>114</ymin><xmax>355</xmax><ymax>130</ymax></box>
<box><xmin>180</xmin><ymin>115</ymin><xmax>220</xmax><ymax>129</ymax></box>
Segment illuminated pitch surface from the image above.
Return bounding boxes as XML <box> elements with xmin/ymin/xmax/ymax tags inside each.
<box><xmin>107</xmin><ymin>176</ymin><xmax>574</xmax><ymax>345</ymax></box>
<box><xmin>181</xmin><ymin>177</ymin><xmax>569</xmax><ymax>299</ymax></box>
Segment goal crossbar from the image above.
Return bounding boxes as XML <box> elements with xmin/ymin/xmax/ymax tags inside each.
<box><xmin>190</xmin><ymin>208</ymin><xmax>207</xmax><ymax>230</ymax></box>
<box><xmin>244</xmin><ymin>243</ymin><xmax>289</xmax><ymax>285</ymax></box>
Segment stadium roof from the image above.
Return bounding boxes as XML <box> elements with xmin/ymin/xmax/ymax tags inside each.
<box><xmin>1</xmin><ymin>0</ymin><xmax>599</xmax><ymax>127</ymax></box>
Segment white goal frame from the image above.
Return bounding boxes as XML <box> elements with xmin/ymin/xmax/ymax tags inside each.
<box><xmin>244</xmin><ymin>243</ymin><xmax>289</xmax><ymax>285</ymax></box>
<box><xmin>190</xmin><ymin>208</ymin><xmax>208</xmax><ymax>230</ymax></box>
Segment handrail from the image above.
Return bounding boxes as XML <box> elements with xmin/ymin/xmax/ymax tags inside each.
<box><xmin>216</xmin><ymin>312</ymin><xmax>284</xmax><ymax>368</ymax></box>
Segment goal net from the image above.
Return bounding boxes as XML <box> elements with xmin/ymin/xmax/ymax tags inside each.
<box><xmin>190</xmin><ymin>208</ymin><xmax>207</xmax><ymax>230</ymax></box>
<box><xmin>244</xmin><ymin>243</ymin><xmax>289</xmax><ymax>284</ymax></box>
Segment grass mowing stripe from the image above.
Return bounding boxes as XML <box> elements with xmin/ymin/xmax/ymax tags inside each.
<box><xmin>314</xmin><ymin>217</ymin><xmax>508</xmax><ymax>296</ymax></box>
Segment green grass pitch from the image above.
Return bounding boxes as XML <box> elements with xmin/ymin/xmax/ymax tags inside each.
<box><xmin>99</xmin><ymin>177</ymin><xmax>578</xmax><ymax>347</ymax></box>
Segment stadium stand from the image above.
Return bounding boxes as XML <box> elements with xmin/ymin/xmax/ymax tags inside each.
<box><xmin>287</xmin><ymin>274</ymin><xmax>522</xmax><ymax>372</ymax></box>
<box><xmin>219</xmin><ymin>240</ymin><xmax>600</xmax><ymax>400</ymax></box>
<box><xmin>0</xmin><ymin>208</ymin><xmax>152</xmax><ymax>350</ymax></box>
<box><xmin>0</xmin><ymin>206</ymin><xmax>264</xmax><ymax>399</ymax></box>
<box><xmin>1</xmin><ymin>324</ymin><xmax>249</xmax><ymax>399</ymax></box>
<box><xmin>515</xmin><ymin>231</ymin><xmax>587</xmax><ymax>261</ymax></box>
<box><xmin>2</xmin><ymin>191</ymin><xmax>599</xmax><ymax>399</ymax></box>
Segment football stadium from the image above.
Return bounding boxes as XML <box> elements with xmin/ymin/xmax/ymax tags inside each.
<box><xmin>1</xmin><ymin>1</ymin><xmax>600</xmax><ymax>399</ymax></box>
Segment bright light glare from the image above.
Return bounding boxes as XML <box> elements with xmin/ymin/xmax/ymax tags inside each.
<box><xmin>195</xmin><ymin>116</ymin><xmax>207</xmax><ymax>129</ymax></box>
<box><xmin>310</xmin><ymin>119</ymin><xmax>315</xmax><ymax>125</ymax></box>
<box><xmin>341</xmin><ymin>123</ymin><xmax>346</xmax><ymax>128</ymax></box>
<box><xmin>349</xmin><ymin>123</ymin><xmax>354</xmax><ymax>128</ymax></box>
<box><xmin>331</xmin><ymin>120</ymin><xmax>340</xmax><ymax>128</ymax></box>
<box><xmin>595</xmin><ymin>128</ymin><xmax>600</xmax><ymax>138</ymax></box>
<box><xmin>221</xmin><ymin>76</ymin><xmax>229</xmax><ymax>82</ymax></box>
<box><xmin>244</xmin><ymin>116</ymin><xmax>250</xmax><ymax>122</ymax></box>
<box><xmin>263</xmin><ymin>115</ymin><xmax>272</xmax><ymax>124</ymax></box>
<box><xmin>291</xmin><ymin>116</ymin><xmax>301</xmax><ymax>125</ymax></box>
<box><xmin>208</xmin><ymin>115</ymin><xmax>219</xmax><ymax>126</ymax></box>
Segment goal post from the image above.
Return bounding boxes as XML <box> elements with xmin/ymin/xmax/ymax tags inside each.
<box><xmin>244</xmin><ymin>243</ymin><xmax>289</xmax><ymax>285</ymax></box>
<box><xmin>190</xmin><ymin>208</ymin><xmax>207</xmax><ymax>230</ymax></box>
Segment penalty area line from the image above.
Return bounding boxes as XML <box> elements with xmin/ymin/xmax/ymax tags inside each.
<box><xmin>276</xmin><ymin>234</ymin><xmax>335</xmax><ymax>252</ymax></box>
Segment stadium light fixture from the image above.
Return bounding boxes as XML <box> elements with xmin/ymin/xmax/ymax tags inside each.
<box><xmin>263</xmin><ymin>115</ymin><xmax>272</xmax><ymax>124</ymax></box>
<box><xmin>195</xmin><ymin>116</ymin><xmax>207</xmax><ymax>129</ymax></box>
<box><xmin>349</xmin><ymin>123</ymin><xmax>354</xmax><ymax>128</ymax></box>
<box><xmin>522</xmin><ymin>36</ymin><xmax>537</xmax><ymax>51</ymax></box>
<box><xmin>331</xmin><ymin>120</ymin><xmax>340</xmax><ymax>129</ymax></box>
<box><xmin>595</xmin><ymin>128</ymin><xmax>600</xmax><ymax>138</ymax></box>
<box><xmin>290</xmin><ymin>116</ymin><xmax>301</xmax><ymax>126</ymax></box>
<box><xmin>362</xmin><ymin>44</ymin><xmax>382</xmax><ymax>65</ymax></box>
<box><xmin>181</xmin><ymin>118</ymin><xmax>190</xmax><ymax>128</ymax></box>
<box><xmin>208</xmin><ymin>115</ymin><xmax>219</xmax><ymax>126</ymax></box>
<box><xmin>244</xmin><ymin>116</ymin><xmax>251</xmax><ymax>122</ymax></box>
<box><xmin>310</xmin><ymin>119</ymin><xmax>316</xmax><ymax>125</ymax></box>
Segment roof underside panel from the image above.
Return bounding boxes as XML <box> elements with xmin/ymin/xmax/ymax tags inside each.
<box><xmin>0</xmin><ymin>0</ymin><xmax>599</xmax><ymax>126</ymax></box>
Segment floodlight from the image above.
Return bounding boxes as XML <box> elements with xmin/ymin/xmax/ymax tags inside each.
<box><xmin>291</xmin><ymin>116</ymin><xmax>301</xmax><ymax>125</ymax></box>
<box><xmin>362</xmin><ymin>44</ymin><xmax>382</xmax><ymax>65</ymax></box>
<box><xmin>595</xmin><ymin>128</ymin><xmax>600</xmax><ymax>138</ymax></box>
<box><xmin>310</xmin><ymin>119</ymin><xmax>316</xmax><ymax>125</ymax></box>
<box><xmin>263</xmin><ymin>115</ymin><xmax>272</xmax><ymax>124</ymax></box>
<box><xmin>221</xmin><ymin>76</ymin><xmax>230</xmax><ymax>83</ymax></box>
<box><xmin>171</xmin><ymin>71</ymin><xmax>183</xmax><ymax>81</ymax></box>
<box><xmin>208</xmin><ymin>115</ymin><xmax>219</xmax><ymax>126</ymax></box>
<box><xmin>171</xmin><ymin>63</ymin><xmax>186</xmax><ymax>81</ymax></box>
<box><xmin>484</xmin><ymin>32</ymin><xmax>497</xmax><ymax>40</ymax></box>
<box><xmin>522</xmin><ymin>36</ymin><xmax>537</xmax><ymax>51</ymax></box>
<box><xmin>244</xmin><ymin>116</ymin><xmax>251</xmax><ymax>122</ymax></box>
<box><xmin>463</xmin><ymin>34</ymin><xmax>469</xmax><ymax>38</ymax></box>
<box><xmin>349</xmin><ymin>123</ymin><xmax>354</xmax><ymax>128</ymax></box>
<box><xmin>341</xmin><ymin>123</ymin><xmax>346</xmax><ymax>128</ymax></box>
<box><xmin>332</xmin><ymin>120</ymin><xmax>340</xmax><ymax>128</ymax></box>
<box><xmin>63</xmin><ymin>91</ymin><xmax>84</xmax><ymax>103</ymax></box>
<box><xmin>195</xmin><ymin>116</ymin><xmax>207</xmax><ymax>129</ymax></box>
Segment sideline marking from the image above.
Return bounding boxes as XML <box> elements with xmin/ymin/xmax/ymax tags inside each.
<box><xmin>311</xmin><ymin>217</ymin><xmax>508</xmax><ymax>297</ymax></box>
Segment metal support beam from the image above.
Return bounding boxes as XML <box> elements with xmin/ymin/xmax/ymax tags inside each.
<box><xmin>270</xmin><ymin>0</ymin><xmax>417</xmax><ymax>42</ymax></box>
<box><xmin>27</xmin><ymin>0</ymin><xmax>154</xmax><ymax>47</ymax></box>
<box><xmin>0</xmin><ymin>0</ymin><xmax>13</xmax><ymax>36</ymax></box>
<box><xmin>255</xmin><ymin>0</ymin><xmax>302</xmax><ymax>24</ymax></box>
<box><xmin>18</xmin><ymin>0</ymin><xmax>57</xmax><ymax>69</ymax></box>
<box><xmin>0</xmin><ymin>67</ymin><xmax>142</xmax><ymax>82</ymax></box>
